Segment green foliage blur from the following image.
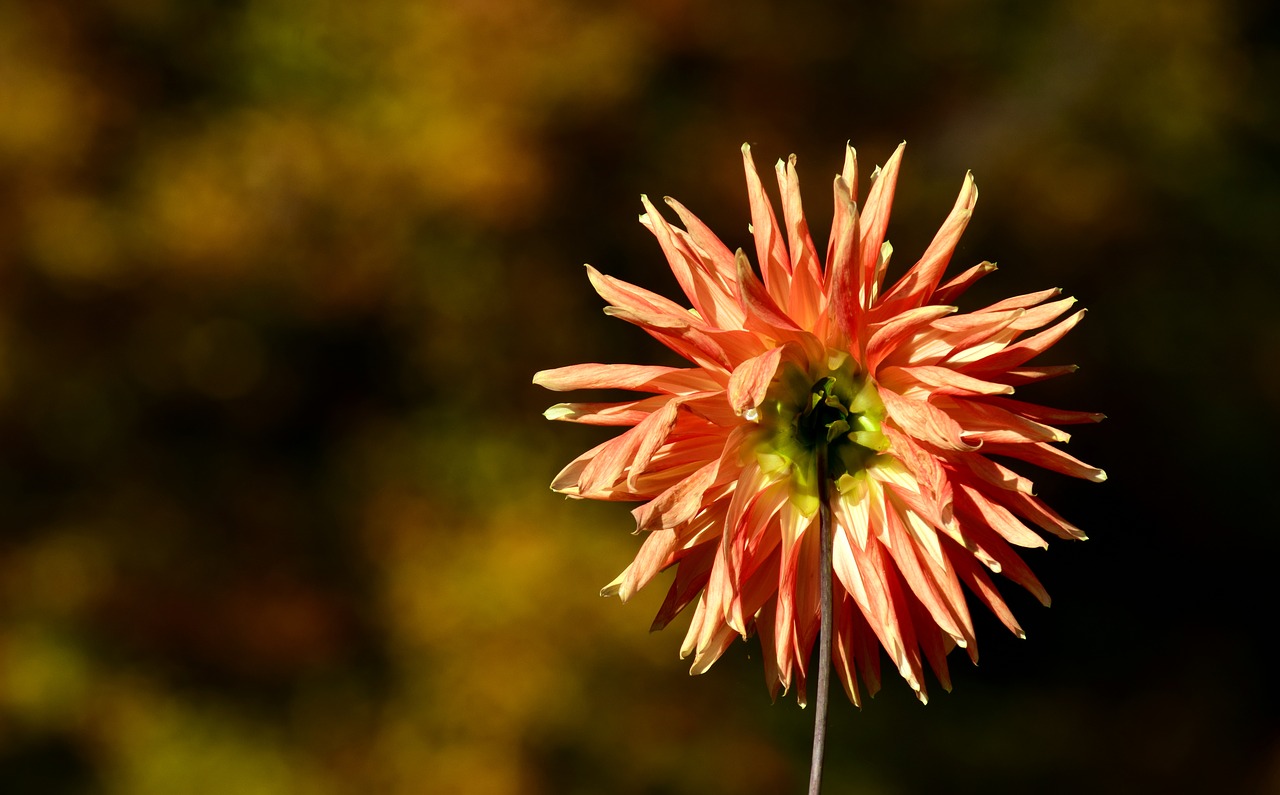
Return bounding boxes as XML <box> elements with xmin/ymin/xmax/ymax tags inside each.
<box><xmin>1</xmin><ymin>1</ymin><xmax>1277</xmax><ymax>793</ymax></box>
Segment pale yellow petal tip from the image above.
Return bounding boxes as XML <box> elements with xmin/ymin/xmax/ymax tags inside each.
<box><xmin>543</xmin><ymin>404</ymin><xmax>574</xmax><ymax>421</ymax></box>
<box><xmin>600</xmin><ymin>571</ymin><xmax>626</xmax><ymax>599</ymax></box>
<box><xmin>741</xmin><ymin>141</ymin><xmax>752</xmax><ymax>155</ymax></box>
<box><xmin>1092</xmin><ymin>469</ymin><xmax>1109</xmax><ymax>483</ymax></box>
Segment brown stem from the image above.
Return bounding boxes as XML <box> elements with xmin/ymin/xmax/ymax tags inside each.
<box><xmin>807</xmin><ymin>446</ymin><xmax>834</xmax><ymax>795</ymax></box>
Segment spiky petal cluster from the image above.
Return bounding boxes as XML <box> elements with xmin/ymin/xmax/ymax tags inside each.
<box><xmin>535</xmin><ymin>143</ymin><xmax>1104</xmax><ymax>705</ymax></box>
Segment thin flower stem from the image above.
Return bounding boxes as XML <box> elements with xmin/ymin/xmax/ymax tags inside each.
<box><xmin>807</xmin><ymin>446</ymin><xmax>834</xmax><ymax>795</ymax></box>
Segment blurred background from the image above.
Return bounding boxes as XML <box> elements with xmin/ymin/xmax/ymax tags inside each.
<box><xmin>1</xmin><ymin>0</ymin><xmax>1277</xmax><ymax>793</ymax></box>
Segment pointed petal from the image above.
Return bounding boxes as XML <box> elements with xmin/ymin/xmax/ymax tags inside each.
<box><xmin>825</xmin><ymin>175</ymin><xmax>861</xmax><ymax>347</ymax></box>
<box><xmin>859</xmin><ymin>143</ymin><xmax>905</xmax><ymax>306</ymax></box>
<box><xmin>969</xmin><ymin>396</ymin><xmax>1106</xmax><ymax>425</ymax></box>
<box><xmin>880</xmin><ymin>387</ymin><xmax>977</xmax><ymax>451</ymax></box>
<box><xmin>978</xmin><ymin>287</ymin><xmax>1062</xmax><ymax>313</ymax></box>
<box><xmin>879</xmin><ymin>171</ymin><xmax>978</xmax><ymax>312</ymax></box>
<box><xmin>742</xmin><ymin>143</ymin><xmax>791</xmax><ymax>307</ymax></box>
<box><xmin>865</xmin><ymin>305</ymin><xmax>957</xmax><ymax>372</ymax></box>
<box><xmin>932</xmin><ymin>261</ymin><xmax>997</xmax><ymax>305</ymax></box>
<box><xmin>960</xmin><ymin>309</ymin><xmax>1087</xmax><ymax>373</ymax></box>
<box><xmin>826</xmin><ymin>143</ymin><xmax>858</xmax><ymax>267</ymax></box>
<box><xmin>647</xmin><ymin>540</ymin><xmax>717</xmax><ymax>630</ymax></box>
<box><xmin>945</xmin><ymin>535</ymin><xmax>1026</xmax><ymax>639</ymax></box>
<box><xmin>934</xmin><ymin>395</ymin><xmax>1072</xmax><ymax>445</ymax></box>
<box><xmin>776</xmin><ymin>155</ymin><xmax>824</xmax><ymax>329</ymax></box>
<box><xmin>878</xmin><ymin>364</ymin><xmax>1015</xmax><ymax>399</ymax></box>
<box><xmin>735</xmin><ymin>248</ymin><xmax>801</xmax><ymax>336</ymax></box>
<box><xmin>544</xmin><ymin>394</ymin><xmax>675</xmax><ymax>426</ymax></box>
<box><xmin>984</xmin><ymin>441</ymin><xmax>1108</xmax><ymax>482</ymax></box>
<box><xmin>534</xmin><ymin>363</ymin><xmax>717</xmax><ymax>394</ymax></box>
<box><xmin>955</xmin><ymin>481</ymin><xmax>1047</xmax><ymax>550</ymax></box>
<box><xmin>639</xmin><ymin>194</ymin><xmax>728</xmax><ymax>325</ymax></box>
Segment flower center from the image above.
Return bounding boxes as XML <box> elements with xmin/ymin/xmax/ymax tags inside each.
<box><xmin>750</xmin><ymin>356</ymin><xmax>888</xmax><ymax>515</ymax></box>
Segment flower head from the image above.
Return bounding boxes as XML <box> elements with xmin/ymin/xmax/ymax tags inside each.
<box><xmin>535</xmin><ymin>143</ymin><xmax>1104</xmax><ymax>705</ymax></box>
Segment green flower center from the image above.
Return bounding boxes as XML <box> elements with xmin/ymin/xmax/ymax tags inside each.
<box><xmin>750</xmin><ymin>356</ymin><xmax>888</xmax><ymax>516</ymax></box>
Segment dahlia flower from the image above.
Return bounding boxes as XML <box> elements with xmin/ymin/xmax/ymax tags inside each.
<box><xmin>535</xmin><ymin>143</ymin><xmax>1103</xmax><ymax>706</ymax></box>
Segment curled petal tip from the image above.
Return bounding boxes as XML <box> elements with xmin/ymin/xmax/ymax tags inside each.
<box><xmin>542</xmin><ymin>404</ymin><xmax>573</xmax><ymax>421</ymax></box>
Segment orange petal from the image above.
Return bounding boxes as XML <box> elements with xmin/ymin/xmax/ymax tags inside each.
<box><xmin>544</xmin><ymin>394</ymin><xmax>676</xmax><ymax>426</ymax></box>
<box><xmin>969</xmin><ymin>395</ymin><xmax>1106</xmax><ymax>425</ymax></box>
<box><xmin>880</xmin><ymin>387</ymin><xmax>976</xmax><ymax>451</ymax></box>
<box><xmin>639</xmin><ymin>194</ymin><xmax>732</xmax><ymax>327</ymax></box>
<box><xmin>727</xmin><ymin>346</ymin><xmax>785</xmax><ymax>415</ymax></box>
<box><xmin>742</xmin><ymin>143</ymin><xmax>792</xmax><ymax>307</ymax></box>
<box><xmin>663</xmin><ymin>196</ymin><xmax>737</xmax><ymax>278</ymax></box>
<box><xmin>734</xmin><ymin>249</ymin><xmax>800</xmax><ymax>338</ymax></box>
<box><xmin>878</xmin><ymin>171</ymin><xmax>978</xmax><ymax>313</ymax></box>
<box><xmin>865</xmin><ymin>305</ymin><xmax>957</xmax><ymax>372</ymax></box>
<box><xmin>961</xmin><ymin>309</ymin><xmax>1087</xmax><ymax>373</ymax></box>
<box><xmin>859</xmin><ymin>143</ymin><xmax>905</xmax><ymax>307</ymax></box>
<box><xmin>932</xmin><ymin>261</ymin><xmax>997</xmax><ymax>305</ymax></box>
<box><xmin>878</xmin><ymin>364</ymin><xmax>1015</xmax><ymax>398</ymax></box>
<box><xmin>955</xmin><ymin>481</ymin><xmax>1047</xmax><ymax>550</ymax></box>
<box><xmin>775</xmin><ymin>155</ymin><xmax>825</xmax><ymax>329</ymax></box>
<box><xmin>977</xmin><ymin>287</ymin><xmax>1061</xmax><ymax>313</ymax></box>
<box><xmin>825</xmin><ymin>175</ymin><xmax>861</xmax><ymax>348</ymax></box>
<box><xmin>945</xmin><ymin>535</ymin><xmax>1026</xmax><ymax>639</ymax></box>
<box><xmin>983</xmin><ymin>441</ymin><xmax>1108</xmax><ymax>483</ymax></box>
<box><xmin>534</xmin><ymin>362</ymin><xmax>715</xmax><ymax>393</ymax></box>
